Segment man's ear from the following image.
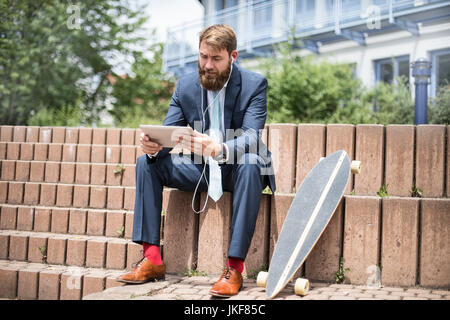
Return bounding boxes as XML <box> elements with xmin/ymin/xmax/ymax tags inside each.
<box><xmin>231</xmin><ymin>50</ymin><xmax>238</xmax><ymax>63</ymax></box>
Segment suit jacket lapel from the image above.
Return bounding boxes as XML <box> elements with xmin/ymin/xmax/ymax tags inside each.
<box><xmin>195</xmin><ymin>65</ymin><xmax>241</xmax><ymax>132</ymax></box>
<box><xmin>202</xmin><ymin>88</ymin><xmax>209</xmax><ymax>133</ymax></box>
<box><xmin>195</xmin><ymin>79</ymin><xmax>208</xmax><ymax>133</ymax></box>
<box><xmin>224</xmin><ymin>65</ymin><xmax>241</xmax><ymax>130</ymax></box>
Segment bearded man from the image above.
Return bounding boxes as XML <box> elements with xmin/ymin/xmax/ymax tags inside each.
<box><xmin>117</xmin><ymin>24</ymin><xmax>276</xmax><ymax>298</ymax></box>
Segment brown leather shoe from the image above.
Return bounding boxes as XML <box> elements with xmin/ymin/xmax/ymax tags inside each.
<box><xmin>209</xmin><ymin>266</ymin><xmax>243</xmax><ymax>297</ymax></box>
<box><xmin>116</xmin><ymin>258</ymin><xmax>165</xmax><ymax>284</ymax></box>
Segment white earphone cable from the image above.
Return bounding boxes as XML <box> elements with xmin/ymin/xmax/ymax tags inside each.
<box><xmin>190</xmin><ymin>60</ymin><xmax>234</xmax><ymax>214</ymax></box>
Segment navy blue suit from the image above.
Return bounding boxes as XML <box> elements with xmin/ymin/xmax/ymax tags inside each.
<box><xmin>132</xmin><ymin>64</ymin><xmax>276</xmax><ymax>260</ymax></box>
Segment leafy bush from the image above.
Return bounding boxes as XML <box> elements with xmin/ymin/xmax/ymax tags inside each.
<box><xmin>254</xmin><ymin>43</ymin><xmax>429</xmax><ymax>125</ymax></box>
<box><xmin>27</xmin><ymin>102</ymin><xmax>83</xmax><ymax>127</ymax></box>
<box><xmin>363</xmin><ymin>77</ymin><xmax>414</xmax><ymax>125</ymax></box>
<box><xmin>258</xmin><ymin>43</ymin><xmax>363</xmax><ymax>124</ymax></box>
<box><xmin>428</xmin><ymin>85</ymin><xmax>450</xmax><ymax>125</ymax></box>
<box><xmin>330</xmin><ymin>77</ymin><xmax>414</xmax><ymax>125</ymax></box>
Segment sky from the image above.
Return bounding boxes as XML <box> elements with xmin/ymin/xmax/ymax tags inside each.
<box><xmin>112</xmin><ymin>0</ymin><xmax>204</xmax><ymax>74</ymax></box>
<box><xmin>141</xmin><ymin>0</ymin><xmax>204</xmax><ymax>42</ymax></box>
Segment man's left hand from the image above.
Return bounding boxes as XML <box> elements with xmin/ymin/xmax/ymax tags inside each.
<box><xmin>177</xmin><ymin>130</ymin><xmax>222</xmax><ymax>158</ymax></box>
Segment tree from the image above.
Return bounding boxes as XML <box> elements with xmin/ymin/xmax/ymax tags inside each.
<box><xmin>108</xmin><ymin>41</ymin><xmax>175</xmax><ymax>128</ymax></box>
<box><xmin>0</xmin><ymin>0</ymin><xmax>148</xmax><ymax>125</ymax></box>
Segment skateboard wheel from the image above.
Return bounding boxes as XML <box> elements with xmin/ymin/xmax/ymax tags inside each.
<box><xmin>294</xmin><ymin>278</ymin><xmax>309</xmax><ymax>296</ymax></box>
<box><xmin>351</xmin><ymin>161</ymin><xmax>361</xmax><ymax>174</ymax></box>
<box><xmin>256</xmin><ymin>271</ymin><xmax>268</xmax><ymax>288</ymax></box>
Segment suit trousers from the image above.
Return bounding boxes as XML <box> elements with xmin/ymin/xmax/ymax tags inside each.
<box><xmin>132</xmin><ymin>152</ymin><xmax>266</xmax><ymax>260</ymax></box>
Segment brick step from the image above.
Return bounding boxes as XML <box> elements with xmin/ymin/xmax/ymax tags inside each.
<box><xmin>0</xmin><ymin>204</ymin><xmax>135</xmax><ymax>239</ymax></box>
<box><xmin>0</xmin><ymin>229</ymin><xmax>143</xmax><ymax>271</ymax></box>
<box><xmin>1</xmin><ymin>160</ymin><xmax>137</xmax><ymax>186</ymax></box>
<box><xmin>2</xmin><ymin>124</ymin><xmax>449</xmax><ymax>197</ymax></box>
<box><xmin>0</xmin><ymin>259</ymin><xmax>126</xmax><ymax>300</ymax></box>
<box><xmin>1</xmin><ymin>192</ymin><xmax>448</xmax><ymax>288</ymax></box>
<box><xmin>0</xmin><ymin>142</ymin><xmax>141</xmax><ymax>164</ymax></box>
<box><xmin>0</xmin><ymin>126</ymin><xmax>140</xmax><ymax>146</ymax></box>
<box><xmin>0</xmin><ymin>182</ymin><xmax>136</xmax><ymax>210</ymax></box>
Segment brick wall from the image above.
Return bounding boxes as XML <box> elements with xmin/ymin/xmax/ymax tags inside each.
<box><xmin>0</xmin><ymin>124</ymin><xmax>448</xmax><ymax>299</ymax></box>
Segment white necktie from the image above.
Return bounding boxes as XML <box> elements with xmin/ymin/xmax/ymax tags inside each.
<box><xmin>208</xmin><ymin>91</ymin><xmax>223</xmax><ymax>202</ymax></box>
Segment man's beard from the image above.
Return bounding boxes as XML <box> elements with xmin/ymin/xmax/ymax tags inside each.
<box><xmin>198</xmin><ymin>60</ymin><xmax>232</xmax><ymax>91</ymax></box>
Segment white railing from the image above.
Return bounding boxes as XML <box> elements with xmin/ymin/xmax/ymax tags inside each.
<box><xmin>163</xmin><ymin>0</ymin><xmax>449</xmax><ymax>72</ymax></box>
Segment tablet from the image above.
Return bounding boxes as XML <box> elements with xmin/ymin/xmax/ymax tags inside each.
<box><xmin>139</xmin><ymin>125</ymin><xmax>194</xmax><ymax>148</ymax></box>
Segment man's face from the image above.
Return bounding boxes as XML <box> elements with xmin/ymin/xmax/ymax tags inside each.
<box><xmin>198</xmin><ymin>41</ymin><xmax>237</xmax><ymax>91</ymax></box>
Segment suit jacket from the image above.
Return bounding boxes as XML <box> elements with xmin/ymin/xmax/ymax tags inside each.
<box><xmin>153</xmin><ymin>64</ymin><xmax>276</xmax><ymax>192</ymax></box>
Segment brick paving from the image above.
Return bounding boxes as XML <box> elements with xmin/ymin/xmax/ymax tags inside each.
<box><xmin>82</xmin><ymin>274</ymin><xmax>450</xmax><ymax>300</ymax></box>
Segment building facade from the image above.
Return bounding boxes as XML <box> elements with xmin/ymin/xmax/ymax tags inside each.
<box><xmin>163</xmin><ymin>0</ymin><xmax>450</xmax><ymax>97</ymax></box>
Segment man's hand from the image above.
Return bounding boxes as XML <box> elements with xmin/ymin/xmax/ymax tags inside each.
<box><xmin>178</xmin><ymin>130</ymin><xmax>222</xmax><ymax>158</ymax></box>
<box><xmin>140</xmin><ymin>133</ymin><xmax>163</xmax><ymax>155</ymax></box>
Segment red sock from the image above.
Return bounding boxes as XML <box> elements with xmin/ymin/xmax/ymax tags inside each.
<box><xmin>142</xmin><ymin>243</ymin><xmax>163</xmax><ymax>265</ymax></box>
<box><xmin>227</xmin><ymin>257</ymin><xmax>244</xmax><ymax>274</ymax></box>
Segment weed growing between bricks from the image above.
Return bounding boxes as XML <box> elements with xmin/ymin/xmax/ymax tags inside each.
<box><xmin>39</xmin><ymin>245</ymin><xmax>47</xmax><ymax>263</ymax></box>
<box><xmin>335</xmin><ymin>257</ymin><xmax>350</xmax><ymax>284</ymax></box>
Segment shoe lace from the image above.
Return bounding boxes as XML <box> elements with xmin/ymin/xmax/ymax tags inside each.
<box><xmin>132</xmin><ymin>256</ymin><xmax>146</xmax><ymax>269</ymax></box>
<box><xmin>221</xmin><ymin>267</ymin><xmax>233</xmax><ymax>280</ymax></box>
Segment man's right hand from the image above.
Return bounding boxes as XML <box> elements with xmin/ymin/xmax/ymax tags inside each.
<box><xmin>140</xmin><ymin>133</ymin><xmax>163</xmax><ymax>155</ymax></box>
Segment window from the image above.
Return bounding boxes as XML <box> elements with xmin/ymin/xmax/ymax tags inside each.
<box><xmin>326</xmin><ymin>0</ymin><xmax>335</xmax><ymax>17</ymax></box>
<box><xmin>296</xmin><ymin>0</ymin><xmax>315</xmax><ymax>14</ymax></box>
<box><xmin>430</xmin><ymin>48</ymin><xmax>450</xmax><ymax>97</ymax></box>
<box><xmin>252</xmin><ymin>1</ymin><xmax>273</xmax><ymax>40</ymax></box>
<box><xmin>342</xmin><ymin>0</ymin><xmax>360</xmax><ymax>11</ymax></box>
<box><xmin>254</xmin><ymin>2</ymin><xmax>272</xmax><ymax>26</ymax></box>
<box><xmin>295</xmin><ymin>0</ymin><xmax>315</xmax><ymax>29</ymax></box>
<box><xmin>374</xmin><ymin>55</ymin><xmax>410</xmax><ymax>85</ymax></box>
<box><xmin>215</xmin><ymin>0</ymin><xmax>239</xmax><ymax>31</ymax></box>
<box><xmin>217</xmin><ymin>0</ymin><xmax>238</xmax><ymax>10</ymax></box>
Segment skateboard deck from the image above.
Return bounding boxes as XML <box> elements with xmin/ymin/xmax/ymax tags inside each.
<box><xmin>265</xmin><ymin>150</ymin><xmax>352</xmax><ymax>299</ymax></box>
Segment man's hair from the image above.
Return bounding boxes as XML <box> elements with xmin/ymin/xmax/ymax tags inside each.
<box><xmin>199</xmin><ymin>24</ymin><xmax>237</xmax><ymax>54</ymax></box>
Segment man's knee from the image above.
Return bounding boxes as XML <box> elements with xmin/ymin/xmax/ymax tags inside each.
<box><xmin>136</xmin><ymin>154</ymin><xmax>154</xmax><ymax>175</ymax></box>
<box><xmin>137</xmin><ymin>154</ymin><xmax>148</xmax><ymax>167</ymax></box>
<box><xmin>235</xmin><ymin>153</ymin><xmax>264</xmax><ymax>181</ymax></box>
<box><xmin>236</xmin><ymin>153</ymin><xmax>263</xmax><ymax>168</ymax></box>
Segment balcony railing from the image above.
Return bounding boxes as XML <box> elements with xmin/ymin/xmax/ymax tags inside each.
<box><xmin>163</xmin><ymin>0</ymin><xmax>449</xmax><ymax>74</ymax></box>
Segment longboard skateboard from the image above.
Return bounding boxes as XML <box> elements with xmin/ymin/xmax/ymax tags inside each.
<box><xmin>257</xmin><ymin>150</ymin><xmax>361</xmax><ymax>299</ymax></box>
